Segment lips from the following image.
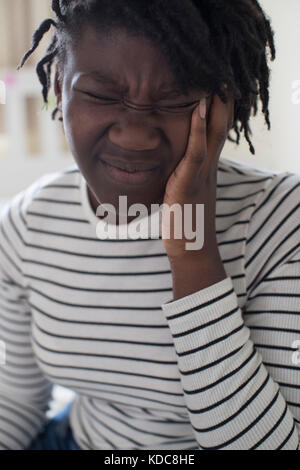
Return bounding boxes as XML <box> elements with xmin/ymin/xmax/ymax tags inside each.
<box><xmin>99</xmin><ymin>159</ymin><xmax>160</xmax><ymax>185</ymax></box>
<box><xmin>99</xmin><ymin>154</ymin><xmax>160</xmax><ymax>173</ymax></box>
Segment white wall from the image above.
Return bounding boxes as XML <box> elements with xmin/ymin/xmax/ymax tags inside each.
<box><xmin>223</xmin><ymin>0</ymin><xmax>300</xmax><ymax>174</ymax></box>
<box><xmin>0</xmin><ymin>67</ymin><xmax>74</xmax><ymax>201</ymax></box>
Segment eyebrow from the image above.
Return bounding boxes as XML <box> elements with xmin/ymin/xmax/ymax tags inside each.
<box><xmin>82</xmin><ymin>71</ymin><xmax>183</xmax><ymax>97</ymax></box>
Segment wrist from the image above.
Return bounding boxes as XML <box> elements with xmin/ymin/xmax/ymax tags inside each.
<box><xmin>169</xmin><ymin>250</ymin><xmax>227</xmax><ymax>301</ymax></box>
<box><xmin>168</xmin><ymin>241</ymin><xmax>221</xmax><ymax>268</ymax></box>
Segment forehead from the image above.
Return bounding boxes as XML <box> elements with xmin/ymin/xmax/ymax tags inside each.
<box><xmin>66</xmin><ymin>25</ymin><xmax>178</xmax><ymax>89</ymax></box>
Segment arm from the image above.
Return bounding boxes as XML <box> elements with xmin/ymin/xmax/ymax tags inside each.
<box><xmin>0</xmin><ymin>194</ymin><xmax>53</xmax><ymax>449</ymax></box>
<box><xmin>161</xmin><ymin>173</ymin><xmax>300</xmax><ymax>450</ymax></box>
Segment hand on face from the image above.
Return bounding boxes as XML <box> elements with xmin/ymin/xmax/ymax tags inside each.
<box><xmin>161</xmin><ymin>85</ymin><xmax>234</xmax><ymax>260</ymax></box>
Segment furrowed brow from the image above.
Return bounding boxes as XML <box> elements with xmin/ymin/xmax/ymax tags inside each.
<box><xmin>82</xmin><ymin>71</ymin><xmax>184</xmax><ymax>97</ymax></box>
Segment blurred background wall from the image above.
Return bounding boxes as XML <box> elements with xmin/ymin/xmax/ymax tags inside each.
<box><xmin>0</xmin><ymin>0</ymin><xmax>73</xmax><ymax>210</ymax></box>
<box><xmin>222</xmin><ymin>0</ymin><xmax>300</xmax><ymax>174</ymax></box>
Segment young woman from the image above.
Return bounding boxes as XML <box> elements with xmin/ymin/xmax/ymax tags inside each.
<box><xmin>0</xmin><ymin>0</ymin><xmax>299</xmax><ymax>450</ymax></box>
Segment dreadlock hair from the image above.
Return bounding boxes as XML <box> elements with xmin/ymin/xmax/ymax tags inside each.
<box><xmin>17</xmin><ymin>0</ymin><xmax>276</xmax><ymax>154</ymax></box>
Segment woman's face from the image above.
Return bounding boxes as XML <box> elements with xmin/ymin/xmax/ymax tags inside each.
<box><xmin>55</xmin><ymin>25</ymin><xmax>212</xmax><ymax>216</ymax></box>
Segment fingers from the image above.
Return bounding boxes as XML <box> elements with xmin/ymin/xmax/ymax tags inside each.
<box><xmin>206</xmin><ymin>86</ymin><xmax>234</xmax><ymax>167</ymax></box>
<box><xmin>183</xmin><ymin>99</ymin><xmax>208</xmax><ymax>167</ymax></box>
<box><xmin>169</xmin><ymin>99</ymin><xmax>208</xmax><ymax>191</ymax></box>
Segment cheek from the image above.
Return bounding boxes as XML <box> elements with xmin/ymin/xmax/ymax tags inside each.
<box><xmin>169</xmin><ymin>118</ymin><xmax>192</xmax><ymax>166</ymax></box>
<box><xmin>62</xmin><ymin>99</ymin><xmax>100</xmax><ymax>158</ymax></box>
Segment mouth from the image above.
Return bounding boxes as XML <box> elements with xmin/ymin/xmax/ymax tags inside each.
<box><xmin>98</xmin><ymin>158</ymin><xmax>160</xmax><ymax>185</ymax></box>
<box><xmin>100</xmin><ymin>155</ymin><xmax>160</xmax><ymax>173</ymax></box>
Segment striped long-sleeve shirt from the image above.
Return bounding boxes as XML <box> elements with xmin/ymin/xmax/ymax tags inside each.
<box><xmin>0</xmin><ymin>156</ymin><xmax>300</xmax><ymax>450</ymax></box>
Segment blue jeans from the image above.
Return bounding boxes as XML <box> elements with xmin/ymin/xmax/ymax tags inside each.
<box><xmin>26</xmin><ymin>401</ymin><xmax>81</xmax><ymax>450</ymax></box>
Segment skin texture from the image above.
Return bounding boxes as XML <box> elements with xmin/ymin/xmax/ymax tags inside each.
<box><xmin>164</xmin><ymin>96</ymin><xmax>234</xmax><ymax>299</ymax></box>
<box><xmin>55</xmin><ymin>25</ymin><xmax>234</xmax><ymax>299</ymax></box>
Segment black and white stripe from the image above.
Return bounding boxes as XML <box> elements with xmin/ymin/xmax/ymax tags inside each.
<box><xmin>0</xmin><ymin>158</ymin><xmax>299</xmax><ymax>449</ymax></box>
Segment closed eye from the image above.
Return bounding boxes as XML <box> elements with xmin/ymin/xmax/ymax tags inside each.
<box><xmin>85</xmin><ymin>93</ymin><xmax>197</xmax><ymax>107</ymax></box>
<box><xmin>80</xmin><ymin>91</ymin><xmax>120</xmax><ymax>102</ymax></box>
<box><xmin>157</xmin><ymin>100</ymin><xmax>200</xmax><ymax>114</ymax></box>
<box><xmin>78</xmin><ymin>90</ymin><xmax>201</xmax><ymax>111</ymax></box>
<box><xmin>159</xmin><ymin>100</ymin><xmax>199</xmax><ymax>109</ymax></box>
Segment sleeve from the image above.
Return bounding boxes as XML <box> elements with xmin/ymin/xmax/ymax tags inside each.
<box><xmin>0</xmin><ymin>192</ymin><xmax>54</xmax><ymax>450</ymax></box>
<box><xmin>161</xmin><ymin>172</ymin><xmax>300</xmax><ymax>450</ymax></box>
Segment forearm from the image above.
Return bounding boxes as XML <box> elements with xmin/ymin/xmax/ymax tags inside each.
<box><xmin>169</xmin><ymin>248</ymin><xmax>227</xmax><ymax>302</ymax></box>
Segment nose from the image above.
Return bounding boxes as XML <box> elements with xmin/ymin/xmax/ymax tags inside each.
<box><xmin>108</xmin><ymin>106</ymin><xmax>161</xmax><ymax>151</ymax></box>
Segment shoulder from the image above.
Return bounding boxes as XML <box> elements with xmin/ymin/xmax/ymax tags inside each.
<box><xmin>0</xmin><ymin>165</ymin><xmax>80</xmax><ymax>284</ymax></box>
<box><xmin>219</xmin><ymin>159</ymin><xmax>300</xmax><ymax>291</ymax></box>
<box><xmin>218</xmin><ymin>156</ymin><xmax>300</xmax><ymax>294</ymax></box>
<box><xmin>0</xmin><ymin>165</ymin><xmax>80</xmax><ymax>226</ymax></box>
<box><xmin>0</xmin><ymin>165</ymin><xmax>81</xmax><ymax>244</ymax></box>
<box><xmin>218</xmin><ymin>155</ymin><xmax>300</xmax><ymax>189</ymax></box>
<box><xmin>217</xmin><ymin>156</ymin><xmax>278</xmax><ymax>186</ymax></box>
<box><xmin>217</xmin><ymin>156</ymin><xmax>300</xmax><ymax>220</ymax></box>
<box><xmin>216</xmin><ymin>157</ymin><xmax>280</xmax><ymax>236</ymax></box>
<box><xmin>217</xmin><ymin>157</ymin><xmax>279</xmax><ymax>219</ymax></box>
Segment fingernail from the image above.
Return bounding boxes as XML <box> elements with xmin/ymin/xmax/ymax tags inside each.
<box><xmin>199</xmin><ymin>98</ymin><xmax>206</xmax><ymax>119</ymax></box>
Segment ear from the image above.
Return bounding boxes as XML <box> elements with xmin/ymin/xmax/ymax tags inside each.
<box><xmin>54</xmin><ymin>67</ymin><xmax>62</xmax><ymax>105</ymax></box>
